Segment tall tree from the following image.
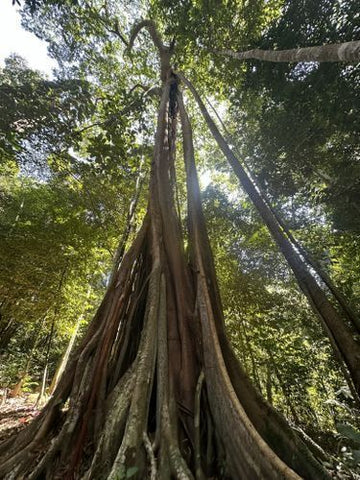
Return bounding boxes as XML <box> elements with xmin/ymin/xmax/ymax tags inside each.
<box><xmin>1</xmin><ymin>1</ymin><xmax>359</xmax><ymax>478</ymax></box>
<box><xmin>0</xmin><ymin>16</ymin><xmax>331</xmax><ymax>480</ymax></box>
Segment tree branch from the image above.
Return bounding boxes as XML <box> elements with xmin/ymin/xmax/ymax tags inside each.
<box><xmin>82</xmin><ymin>1</ymin><xmax>128</xmax><ymax>47</ymax></box>
<box><xmin>128</xmin><ymin>19</ymin><xmax>168</xmax><ymax>54</ymax></box>
<box><xmin>128</xmin><ymin>20</ymin><xmax>173</xmax><ymax>82</ymax></box>
<box><xmin>213</xmin><ymin>40</ymin><xmax>360</xmax><ymax>64</ymax></box>
<box><xmin>110</xmin><ymin>19</ymin><xmax>129</xmax><ymax>47</ymax></box>
<box><xmin>76</xmin><ymin>84</ymin><xmax>161</xmax><ymax>134</ymax></box>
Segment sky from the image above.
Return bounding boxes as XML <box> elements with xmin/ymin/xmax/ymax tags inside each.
<box><xmin>0</xmin><ymin>1</ymin><xmax>57</xmax><ymax>75</ymax></box>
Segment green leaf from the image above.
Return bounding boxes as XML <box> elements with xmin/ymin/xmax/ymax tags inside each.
<box><xmin>336</xmin><ymin>423</ymin><xmax>360</xmax><ymax>445</ymax></box>
<box><xmin>126</xmin><ymin>466</ymin><xmax>139</xmax><ymax>478</ymax></box>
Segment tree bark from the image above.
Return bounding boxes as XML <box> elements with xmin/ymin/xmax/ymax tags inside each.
<box><xmin>48</xmin><ymin>307</ymin><xmax>84</xmax><ymax>396</ymax></box>
<box><xmin>214</xmin><ymin>40</ymin><xmax>360</xmax><ymax>63</ymax></box>
<box><xmin>109</xmin><ymin>159</ymin><xmax>145</xmax><ymax>284</ymax></box>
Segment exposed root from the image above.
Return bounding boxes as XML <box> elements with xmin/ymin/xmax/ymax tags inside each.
<box><xmin>143</xmin><ymin>432</ymin><xmax>157</xmax><ymax>480</ymax></box>
<box><xmin>81</xmin><ymin>368</ymin><xmax>136</xmax><ymax>479</ymax></box>
<box><xmin>178</xmin><ymin>85</ymin><xmax>329</xmax><ymax>480</ymax></box>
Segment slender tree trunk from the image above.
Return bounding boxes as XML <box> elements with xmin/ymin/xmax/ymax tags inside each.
<box><xmin>48</xmin><ymin>286</ymin><xmax>92</xmax><ymax>396</ymax></box>
<box><xmin>266</xmin><ymin>363</ymin><xmax>273</xmax><ymax>405</ymax></box>
<box><xmin>34</xmin><ymin>316</ymin><xmax>56</xmax><ymax>406</ymax></box>
<box><xmin>267</xmin><ymin>350</ymin><xmax>300</xmax><ymax>424</ymax></box>
<box><xmin>214</xmin><ymin>40</ymin><xmax>360</xmax><ymax>63</ymax></box>
<box><xmin>178</xmin><ymin>86</ymin><xmax>329</xmax><ymax>479</ymax></box>
<box><xmin>0</xmin><ymin>300</ymin><xmax>18</xmax><ymax>352</ymax></box>
<box><xmin>180</xmin><ymin>73</ymin><xmax>360</xmax><ymax>401</ymax></box>
<box><xmin>10</xmin><ymin>313</ymin><xmax>48</xmax><ymax>397</ymax></box>
<box><xmin>48</xmin><ymin>309</ymin><xmax>84</xmax><ymax>396</ymax></box>
<box><xmin>0</xmin><ymin>316</ymin><xmax>17</xmax><ymax>353</ymax></box>
<box><xmin>269</xmin><ymin>213</ymin><xmax>360</xmax><ymax>334</ymax></box>
<box><xmin>206</xmin><ymin>96</ymin><xmax>360</xmax><ymax>335</ymax></box>
<box><xmin>36</xmin><ymin>364</ymin><xmax>48</xmax><ymax>407</ymax></box>
<box><xmin>238</xmin><ymin>316</ymin><xmax>262</xmax><ymax>392</ymax></box>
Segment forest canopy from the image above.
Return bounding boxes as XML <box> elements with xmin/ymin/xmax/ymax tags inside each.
<box><xmin>0</xmin><ymin>1</ymin><xmax>359</xmax><ymax>479</ymax></box>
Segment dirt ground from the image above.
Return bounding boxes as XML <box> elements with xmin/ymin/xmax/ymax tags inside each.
<box><xmin>0</xmin><ymin>394</ymin><xmax>41</xmax><ymax>443</ymax></box>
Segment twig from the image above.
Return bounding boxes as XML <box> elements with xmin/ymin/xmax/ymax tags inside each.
<box><xmin>83</xmin><ymin>1</ymin><xmax>129</xmax><ymax>47</ymax></box>
<box><xmin>76</xmin><ymin>84</ymin><xmax>161</xmax><ymax>134</ymax></box>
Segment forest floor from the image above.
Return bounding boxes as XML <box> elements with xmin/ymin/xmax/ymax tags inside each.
<box><xmin>0</xmin><ymin>395</ymin><xmax>359</xmax><ymax>478</ymax></box>
<box><xmin>0</xmin><ymin>394</ymin><xmax>41</xmax><ymax>443</ymax></box>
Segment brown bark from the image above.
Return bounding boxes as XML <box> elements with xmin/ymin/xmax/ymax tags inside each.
<box><xmin>270</xmin><ymin>214</ymin><xmax>360</xmax><ymax>334</ymax></box>
<box><xmin>214</xmin><ymin>40</ymin><xmax>360</xmax><ymax>63</ymax></box>
<box><xmin>109</xmin><ymin>160</ymin><xmax>145</xmax><ymax>285</ymax></box>
<box><xmin>179</xmin><ymin>72</ymin><xmax>360</xmax><ymax>401</ymax></box>
<box><xmin>128</xmin><ymin>19</ymin><xmax>173</xmax><ymax>82</ymax></box>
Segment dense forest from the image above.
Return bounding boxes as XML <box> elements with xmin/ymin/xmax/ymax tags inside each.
<box><xmin>0</xmin><ymin>0</ymin><xmax>360</xmax><ymax>478</ymax></box>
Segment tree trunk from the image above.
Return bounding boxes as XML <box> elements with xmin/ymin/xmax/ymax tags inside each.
<box><xmin>0</xmin><ymin>301</ymin><xmax>17</xmax><ymax>353</ymax></box>
<box><xmin>269</xmin><ymin>211</ymin><xmax>360</xmax><ymax>334</ymax></box>
<box><xmin>0</xmin><ymin>24</ymin><xmax>330</xmax><ymax>480</ymax></box>
<box><xmin>10</xmin><ymin>313</ymin><xmax>48</xmax><ymax>397</ymax></box>
<box><xmin>205</xmin><ymin>97</ymin><xmax>360</xmax><ymax>335</ymax></box>
<box><xmin>178</xmin><ymin>87</ymin><xmax>329</xmax><ymax>479</ymax></box>
<box><xmin>48</xmin><ymin>311</ymin><xmax>83</xmax><ymax>396</ymax></box>
<box><xmin>0</xmin><ymin>316</ymin><xmax>17</xmax><ymax>353</ymax></box>
<box><xmin>109</xmin><ymin>159</ymin><xmax>145</xmax><ymax>285</ymax></box>
<box><xmin>180</xmin><ymin>73</ymin><xmax>360</xmax><ymax>402</ymax></box>
<box><xmin>49</xmin><ymin>288</ymin><xmax>92</xmax><ymax>396</ymax></box>
<box><xmin>214</xmin><ymin>40</ymin><xmax>360</xmax><ymax>63</ymax></box>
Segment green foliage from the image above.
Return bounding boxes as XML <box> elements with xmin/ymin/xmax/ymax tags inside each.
<box><xmin>150</xmin><ymin>0</ymin><xmax>283</xmax><ymax>93</ymax></box>
<box><xmin>225</xmin><ymin>0</ymin><xmax>360</xmax><ymax>231</ymax></box>
<box><xmin>0</xmin><ymin>51</ymin><xmax>147</xmax><ymax>388</ymax></box>
<box><xmin>337</xmin><ymin>423</ymin><xmax>360</xmax><ymax>446</ymax></box>
<box><xmin>0</xmin><ymin>54</ymin><xmax>94</xmax><ymax>171</ymax></box>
